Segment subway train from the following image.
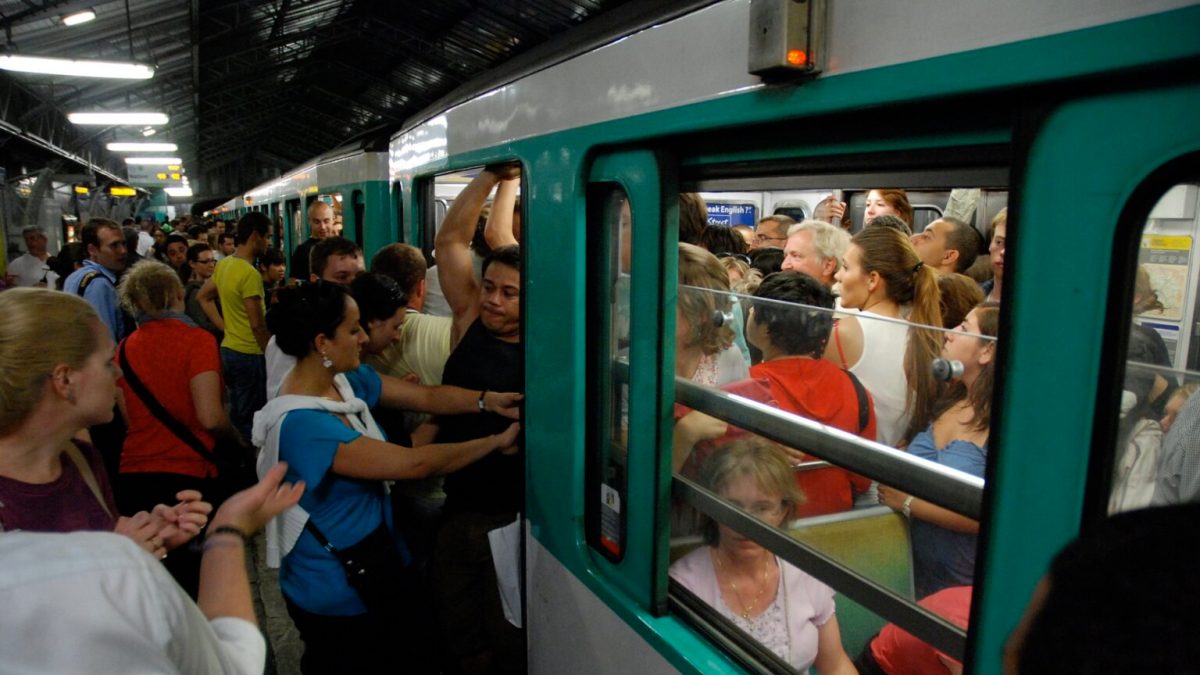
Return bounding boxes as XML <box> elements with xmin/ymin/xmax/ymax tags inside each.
<box><xmin>217</xmin><ymin>1</ymin><xmax>1200</xmax><ymax>672</ymax></box>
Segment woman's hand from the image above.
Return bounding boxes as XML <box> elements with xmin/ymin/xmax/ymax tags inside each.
<box><xmin>155</xmin><ymin>490</ymin><xmax>214</xmax><ymax>551</ymax></box>
<box><xmin>495</xmin><ymin>422</ymin><xmax>522</xmax><ymax>455</ymax></box>
<box><xmin>115</xmin><ymin>511</ymin><xmax>169</xmax><ymax>559</ymax></box>
<box><xmin>484</xmin><ymin>391</ymin><xmax>523</xmax><ymax>420</ymax></box>
<box><xmin>877</xmin><ymin>484</ymin><xmax>910</xmax><ymax>513</ymax></box>
<box><xmin>208</xmin><ymin>462</ymin><xmax>305</xmax><ymax>536</ymax></box>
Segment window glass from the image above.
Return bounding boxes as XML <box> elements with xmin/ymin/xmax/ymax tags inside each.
<box><xmin>670</xmin><ymin>183</ymin><xmax>1002</xmax><ymax>671</ymax></box>
<box><xmin>1107</xmin><ymin>182</ymin><xmax>1200</xmax><ymax>514</ymax></box>
<box><xmin>586</xmin><ymin>186</ymin><xmax>632</xmax><ymax>560</ymax></box>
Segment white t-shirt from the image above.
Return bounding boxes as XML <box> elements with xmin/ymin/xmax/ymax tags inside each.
<box><xmin>0</xmin><ymin>531</ymin><xmax>265</xmax><ymax>675</ymax></box>
<box><xmin>7</xmin><ymin>252</ymin><xmax>58</xmax><ymax>287</ymax></box>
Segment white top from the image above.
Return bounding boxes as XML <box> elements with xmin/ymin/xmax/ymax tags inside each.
<box><xmin>846</xmin><ymin>309</ymin><xmax>911</xmax><ymax>446</ymax></box>
<box><xmin>137</xmin><ymin>230</ymin><xmax>155</xmax><ymax>256</ymax></box>
<box><xmin>7</xmin><ymin>252</ymin><xmax>58</xmax><ymax>287</ymax></box>
<box><xmin>264</xmin><ymin>335</ymin><xmax>296</xmax><ymax>400</ymax></box>
<box><xmin>0</xmin><ymin>531</ymin><xmax>265</xmax><ymax>675</ymax></box>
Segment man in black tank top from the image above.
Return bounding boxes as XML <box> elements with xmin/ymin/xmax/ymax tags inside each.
<box><xmin>429</xmin><ymin>164</ymin><xmax>526</xmax><ymax>674</ymax></box>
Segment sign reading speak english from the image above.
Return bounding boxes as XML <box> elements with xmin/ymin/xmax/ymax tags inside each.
<box><xmin>706</xmin><ymin>202</ymin><xmax>757</xmax><ymax>227</ymax></box>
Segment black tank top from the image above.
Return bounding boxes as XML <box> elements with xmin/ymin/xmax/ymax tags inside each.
<box><xmin>437</xmin><ymin>318</ymin><xmax>523</xmax><ymax>514</ymax></box>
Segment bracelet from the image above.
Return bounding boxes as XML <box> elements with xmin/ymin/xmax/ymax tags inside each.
<box><xmin>901</xmin><ymin>496</ymin><xmax>914</xmax><ymax>518</ymax></box>
<box><xmin>207</xmin><ymin>525</ymin><xmax>251</xmax><ymax>546</ymax></box>
<box><xmin>202</xmin><ymin>538</ymin><xmax>243</xmax><ymax>553</ymax></box>
<box><xmin>477</xmin><ymin>390</ymin><xmax>488</xmax><ymax>413</ymax></box>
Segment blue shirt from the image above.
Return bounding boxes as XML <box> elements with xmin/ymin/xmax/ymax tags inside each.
<box><xmin>63</xmin><ymin>260</ymin><xmax>124</xmax><ymax>341</ymax></box>
<box><xmin>278</xmin><ymin>366</ymin><xmax>405</xmax><ymax>616</ymax></box>
<box><xmin>907</xmin><ymin>425</ymin><xmax>987</xmax><ymax>598</ymax></box>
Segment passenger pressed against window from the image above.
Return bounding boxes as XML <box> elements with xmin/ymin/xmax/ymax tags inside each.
<box><xmin>669</xmin><ymin>186</ymin><xmax>1001</xmax><ymax>672</ymax></box>
<box><xmin>1106</xmin><ymin>182</ymin><xmax>1200</xmax><ymax>514</ymax></box>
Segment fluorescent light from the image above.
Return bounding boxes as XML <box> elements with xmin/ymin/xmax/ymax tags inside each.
<box><xmin>124</xmin><ymin>156</ymin><xmax>181</xmax><ymax>165</ymax></box>
<box><xmin>62</xmin><ymin>10</ymin><xmax>96</xmax><ymax>26</ymax></box>
<box><xmin>142</xmin><ymin>127</ymin><xmax>157</xmax><ymax>136</ymax></box>
<box><xmin>68</xmin><ymin>112</ymin><xmax>168</xmax><ymax>125</ymax></box>
<box><xmin>0</xmin><ymin>55</ymin><xmax>152</xmax><ymax>80</ymax></box>
<box><xmin>107</xmin><ymin>142</ymin><xmax>177</xmax><ymax>152</ymax></box>
<box><xmin>164</xmin><ymin>186</ymin><xmax>193</xmax><ymax>198</ymax></box>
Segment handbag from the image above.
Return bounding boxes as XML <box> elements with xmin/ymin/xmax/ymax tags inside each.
<box><xmin>118</xmin><ymin>342</ymin><xmax>258</xmax><ymax>494</ymax></box>
<box><xmin>304</xmin><ymin>512</ymin><xmax>408</xmax><ymax>615</ymax></box>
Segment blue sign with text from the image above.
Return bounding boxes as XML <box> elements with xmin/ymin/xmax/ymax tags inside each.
<box><xmin>706</xmin><ymin>202</ymin><xmax>757</xmax><ymax>227</ymax></box>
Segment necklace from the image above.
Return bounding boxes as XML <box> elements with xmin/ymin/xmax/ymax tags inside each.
<box><xmin>715</xmin><ymin>550</ymin><xmax>772</xmax><ymax>619</ymax></box>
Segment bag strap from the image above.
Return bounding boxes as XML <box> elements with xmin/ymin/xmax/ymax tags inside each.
<box><xmin>62</xmin><ymin>442</ymin><xmax>115</xmax><ymax>521</ymax></box>
<box><xmin>118</xmin><ymin>340</ymin><xmax>217</xmax><ymax>466</ymax></box>
<box><xmin>304</xmin><ymin>518</ymin><xmax>340</xmax><ymax>555</ymax></box>
<box><xmin>843</xmin><ymin>368</ymin><xmax>871</xmax><ymax>435</ymax></box>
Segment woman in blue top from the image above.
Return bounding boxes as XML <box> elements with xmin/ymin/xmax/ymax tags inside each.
<box><xmin>254</xmin><ymin>282</ymin><xmax>519</xmax><ymax>674</ymax></box>
<box><xmin>879</xmin><ymin>303</ymin><xmax>997</xmax><ymax>599</ymax></box>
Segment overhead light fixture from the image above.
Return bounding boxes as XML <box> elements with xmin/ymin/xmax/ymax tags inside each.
<box><xmin>142</xmin><ymin>126</ymin><xmax>157</xmax><ymax>137</ymax></box>
<box><xmin>109</xmin><ymin>186</ymin><xmax>137</xmax><ymax>197</ymax></box>
<box><xmin>106</xmin><ymin>141</ymin><xmax>177</xmax><ymax>152</ymax></box>
<box><xmin>124</xmin><ymin>156</ymin><xmax>181</xmax><ymax>165</ymax></box>
<box><xmin>0</xmin><ymin>55</ymin><xmax>153</xmax><ymax>80</ymax></box>
<box><xmin>68</xmin><ymin>112</ymin><xmax>168</xmax><ymax>125</ymax></box>
<box><xmin>62</xmin><ymin>10</ymin><xmax>96</xmax><ymax>26</ymax></box>
<box><xmin>164</xmin><ymin>186</ymin><xmax>193</xmax><ymax>198</ymax></box>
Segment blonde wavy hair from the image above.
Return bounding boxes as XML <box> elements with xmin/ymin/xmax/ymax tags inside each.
<box><xmin>118</xmin><ymin>259</ymin><xmax>183</xmax><ymax>318</ymax></box>
<box><xmin>678</xmin><ymin>243</ymin><xmax>734</xmax><ymax>356</ymax></box>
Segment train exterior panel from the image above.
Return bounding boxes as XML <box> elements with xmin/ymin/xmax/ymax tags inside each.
<box><xmin>216</xmin><ymin>1</ymin><xmax>1200</xmax><ymax>672</ymax></box>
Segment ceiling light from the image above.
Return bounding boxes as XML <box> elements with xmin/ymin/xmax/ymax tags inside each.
<box><xmin>124</xmin><ymin>156</ymin><xmax>181</xmax><ymax>165</ymax></box>
<box><xmin>0</xmin><ymin>55</ymin><xmax>153</xmax><ymax>79</ymax></box>
<box><xmin>142</xmin><ymin>127</ymin><xmax>157</xmax><ymax>136</ymax></box>
<box><xmin>62</xmin><ymin>10</ymin><xmax>96</xmax><ymax>26</ymax></box>
<box><xmin>106</xmin><ymin>142</ymin><xmax>177</xmax><ymax>152</ymax></box>
<box><xmin>68</xmin><ymin>112</ymin><xmax>168</xmax><ymax>125</ymax></box>
<box><xmin>164</xmin><ymin>186</ymin><xmax>193</xmax><ymax>198</ymax></box>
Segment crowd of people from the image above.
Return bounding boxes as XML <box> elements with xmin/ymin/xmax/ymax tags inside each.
<box><xmin>0</xmin><ymin>179</ymin><xmax>1196</xmax><ymax>675</ymax></box>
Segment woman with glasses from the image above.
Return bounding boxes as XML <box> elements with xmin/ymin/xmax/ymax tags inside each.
<box><xmin>184</xmin><ymin>243</ymin><xmax>222</xmax><ymax>341</ymax></box>
<box><xmin>670</xmin><ymin>439</ymin><xmax>856</xmax><ymax>674</ymax></box>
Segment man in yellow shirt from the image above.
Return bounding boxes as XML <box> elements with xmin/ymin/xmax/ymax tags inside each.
<box><xmin>198</xmin><ymin>212</ymin><xmax>271</xmax><ymax>439</ymax></box>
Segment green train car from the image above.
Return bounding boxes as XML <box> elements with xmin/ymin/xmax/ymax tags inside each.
<box><xmin>229</xmin><ymin>1</ymin><xmax>1200</xmax><ymax>671</ymax></box>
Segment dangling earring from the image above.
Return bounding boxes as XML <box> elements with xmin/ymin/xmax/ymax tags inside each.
<box><xmin>321</xmin><ymin>351</ymin><xmax>333</xmax><ymax>369</ymax></box>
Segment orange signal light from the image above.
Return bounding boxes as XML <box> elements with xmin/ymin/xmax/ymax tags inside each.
<box><xmin>786</xmin><ymin>49</ymin><xmax>807</xmax><ymax>66</ymax></box>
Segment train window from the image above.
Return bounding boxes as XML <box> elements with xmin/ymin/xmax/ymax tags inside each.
<box><xmin>426</xmin><ymin>168</ymin><xmax>522</xmax><ymax>262</ymax></box>
<box><xmin>585</xmin><ymin>186</ymin><xmax>633</xmax><ymax>561</ymax></box>
<box><xmin>1100</xmin><ymin>181</ymin><xmax>1200</xmax><ymax>516</ymax></box>
<box><xmin>352</xmin><ymin>190</ymin><xmax>365</xmax><ymax>247</ymax></box>
<box><xmin>668</xmin><ymin>179</ymin><xmax>1004</xmax><ymax>672</ymax></box>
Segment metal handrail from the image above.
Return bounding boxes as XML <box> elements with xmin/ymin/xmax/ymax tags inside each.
<box><xmin>674</xmin><ymin>376</ymin><xmax>985</xmax><ymax>519</ymax></box>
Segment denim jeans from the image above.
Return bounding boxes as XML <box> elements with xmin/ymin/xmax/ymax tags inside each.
<box><xmin>220</xmin><ymin>347</ymin><xmax>265</xmax><ymax>441</ymax></box>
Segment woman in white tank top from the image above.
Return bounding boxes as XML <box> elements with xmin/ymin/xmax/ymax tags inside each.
<box><xmin>825</xmin><ymin>227</ymin><xmax>943</xmax><ymax>446</ymax></box>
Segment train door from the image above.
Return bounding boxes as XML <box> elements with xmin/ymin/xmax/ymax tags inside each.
<box><xmin>527</xmin><ymin>149</ymin><xmax>682</xmax><ymax>674</ymax></box>
<box><xmin>351</xmin><ymin>189</ymin><xmax>365</xmax><ymax>248</ymax></box>
<box><xmin>285</xmin><ymin>197</ymin><xmax>302</xmax><ymax>261</ymax></box>
<box><xmin>391</xmin><ymin>180</ymin><xmax>404</xmax><ymax>243</ymax></box>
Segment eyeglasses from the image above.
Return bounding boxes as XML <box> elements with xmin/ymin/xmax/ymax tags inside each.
<box><xmin>196</xmin><ymin>258</ymin><xmax>215</xmax><ymax>264</ymax></box>
<box><xmin>754</xmin><ymin>234</ymin><xmax>787</xmax><ymax>243</ymax></box>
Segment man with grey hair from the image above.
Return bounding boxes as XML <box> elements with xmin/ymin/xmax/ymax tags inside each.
<box><xmin>780</xmin><ymin>219</ymin><xmax>851</xmax><ymax>288</ymax></box>
<box><xmin>5</xmin><ymin>226</ymin><xmax>58</xmax><ymax>288</ymax></box>
<box><xmin>750</xmin><ymin>214</ymin><xmax>796</xmax><ymax>251</ymax></box>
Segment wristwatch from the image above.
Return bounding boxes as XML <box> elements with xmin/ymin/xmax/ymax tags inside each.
<box><xmin>901</xmin><ymin>495</ymin><xmax>914</xmax><ymax>518</ymax></box>
<box><xmin>478</xmin><ymin>390</ymin><xmax>488</xmax><ymax>412</ymax></box>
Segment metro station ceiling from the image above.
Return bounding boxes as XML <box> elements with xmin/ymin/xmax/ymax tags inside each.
<box><xmin>0</xmin><ymin>0</ymin><xmax>638</xmax><ymax>199</ymax></box>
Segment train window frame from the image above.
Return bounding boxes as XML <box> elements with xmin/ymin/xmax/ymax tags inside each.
<box><xmin>663</xmin><ymin>155</ymin><xmax>1011</xmax><ymax>671</ymax></box>
<box><xmin>391</xmin><ymin>180</ymin><xmax>405</xmax><ymax>244</ymax></box>
<box><xmin>1085</xmin><ymin>152</ymin><xmax>1200</xmax><ymax>522</ymax></box>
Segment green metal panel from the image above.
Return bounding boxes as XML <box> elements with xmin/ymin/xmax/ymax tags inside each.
<box><xmin>973</xmin><ymin>82</ymin><xmax>1200</xmax><ymax>675</ymax></box>
<box><xmin>376</xmin><ymin>8</ymin><xmax>1200</xmax><ymax>673</ymax></box>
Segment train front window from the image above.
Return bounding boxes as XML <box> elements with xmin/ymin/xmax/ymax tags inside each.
<box><xmin>1099</xmin><ymin>181</ymin><xmax>1200</xmax><ymax>516</ymax></box>
<box><xmin>668</xmin><ymin>178</ymin><xmax>1004</xmax><ymax>672</ymax></box>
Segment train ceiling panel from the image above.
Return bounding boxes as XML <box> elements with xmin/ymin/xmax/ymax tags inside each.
<box><xmin>0</xmin><ymin>0</ymin><xmax>635</xmax><ymax>199</ymax></box>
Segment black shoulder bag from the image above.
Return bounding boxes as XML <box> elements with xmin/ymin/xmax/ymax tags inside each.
<box><xmin>118</xmin><ymin>341</ymin><xmax>257</xmax><ymax>494</ymax></box>
<box><xmin>304</xmin><ymin>504</ymin><xmax>408</xmax><ymax>616</ymax></box>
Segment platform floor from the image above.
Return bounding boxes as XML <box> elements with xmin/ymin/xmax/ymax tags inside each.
<box><xmin>249</xmin><ymin>534</ymin><xmax>304</xmax><ymax>675</ymax></box>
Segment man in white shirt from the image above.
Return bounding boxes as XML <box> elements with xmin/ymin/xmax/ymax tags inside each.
<box><xmin>6</xmin><ymin>227</ymin><xmax>58</xmax><ymax>288</ymax></box>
